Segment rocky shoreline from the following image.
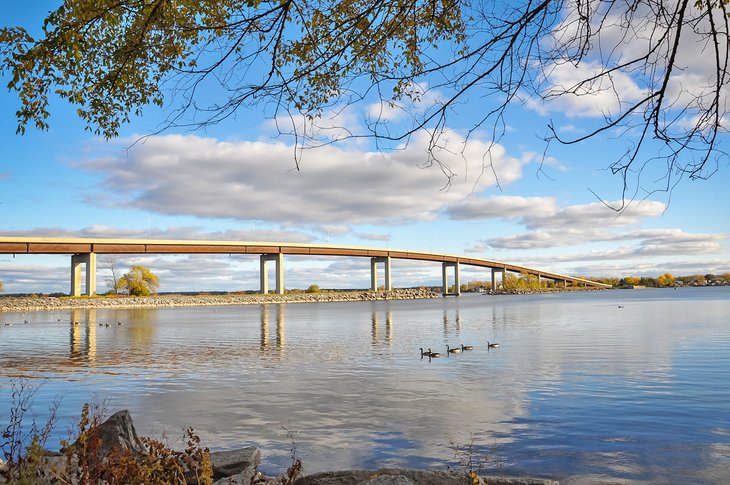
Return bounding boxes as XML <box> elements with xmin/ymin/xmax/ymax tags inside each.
<box><xmin>0</xmin><ymin>288</ymin><xmax>438</xmax><ymax>312</ymax></box>
<box><xmin>0</xmin><ymin>410</ymin><xmax>559</xmax><ymax>485</ymax></box>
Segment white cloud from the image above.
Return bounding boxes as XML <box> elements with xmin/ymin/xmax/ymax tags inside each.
<box><xmin>355</xmin><ymin>232</ymin><xmax>392</xmax><ymax>242</ymax></box>
<box><xmin>446</xmin><ymin>195</ymin><xmax>558</xmax><ymax>221</ymax></box>
<box><xmin>0</xmin><ymin>226</ymin><xmax>315</xmax><ymax>243</ymax></box>
<box><xmin>446</xmin><ymin>195</ymin><xmax>665</xmax><ymax>229</ymax></box>
<box><xmin>82</xmin><ymin>132</ymin><xmax>530</xmax><ymax>225</ymax></box>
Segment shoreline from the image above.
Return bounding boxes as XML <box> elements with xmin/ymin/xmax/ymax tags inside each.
<box><xmin>0</xmin><ymin>288</ymin><xmax>438</xmax><ymax>312</ymax></box>
<box><xmin>0</xmin><ymin>286</ymin><xmax>610</xmax><ymax>313</ymax></box>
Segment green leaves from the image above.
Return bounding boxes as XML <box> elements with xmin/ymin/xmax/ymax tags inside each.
<box><xmin>116</xmin><ymin>264</ymin><xmax>160</xmax><ymax>296</ymax></box>
<box><xmin>1</xmin><ymin>0</ymin><xmax>465</xmax><ymax>138</ymax></box>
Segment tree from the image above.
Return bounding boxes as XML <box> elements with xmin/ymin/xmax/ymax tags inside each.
<box><xmin>116</xmin><ymin>265</ymin><xmax>160</xmax><ymax>296</ymax></box>
<box><xmin>103</xmin><ymin>258</ymin><xmax>122</xmax><ymax>295</ymax></box>
<box><xmin>656</xmin><ymin>273</ymin><xmax>676</xmax><ymax>287</ymax></box>
<box><xmin>0</xmin><ymin>280</ymin><xmax>4</xmax><ymax>293</ymax></box>
<box><xmin>622</xmin><ymin>276</ymin><xmax>642</xmax><ymax>286</ymax></box>
<box><xmin>305</xmin><ymin>284</ymin><xmax>320</xmax><ymax>293</ymax></box>
<box><xmin>1</xmin><ymin>1</ymin><xmax>726</xmax><ymax>204</ymax></box>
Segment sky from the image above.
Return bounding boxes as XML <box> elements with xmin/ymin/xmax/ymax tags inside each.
<box><xmin>0</xmin><ymin>2</ymin><xmax>728</xmax><ymax>294</ymax></box>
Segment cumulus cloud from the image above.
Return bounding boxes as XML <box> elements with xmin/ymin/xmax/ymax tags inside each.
<box><xmin>446</xmin><ymin>195</ymin><xmax>665</xmax><ymax>230</ymax></box>
<box><xmin>81</xmin><ymin>132</ymin><xmax>530</xmax><ymax>225</ymax></box>
<box><xmin>0</xmin><ymin>226</ymin><xmax>315</xmax><ymax>243</ymax></box>
<box><xmin>355</xmin><ymin>232</ymin><xmax>392</xmax><ymax>242</ymax></box>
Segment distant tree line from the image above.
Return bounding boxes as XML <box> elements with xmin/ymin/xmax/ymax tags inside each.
<box><xmin>458</xmin><ymin>272</ymin><xmax>730</xmax><ymax>291</ymax></box>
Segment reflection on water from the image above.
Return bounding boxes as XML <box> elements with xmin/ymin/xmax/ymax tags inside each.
<box><xmin>370</xmin><ymin>310</ymin><xmax>392</xmax><ymax>346</ymax></box>
<box><xmin>68</xmin><ymin>309</ymin><xmax>97</xmax><ymax>363</ymax></box>
<box><xmin>1</xmin><ymin>288</ymin><xmax>730</xmax><ymax>484</ymax></box>
<box><xmin>260</xmin><ymin>304</ymin><xmax>285</xmax><ymax>354</ymax></box>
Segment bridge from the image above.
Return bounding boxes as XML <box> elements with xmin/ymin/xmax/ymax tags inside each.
<box><xmin>0</xmin><ymin>237</ymin><xmax>610</xmax><ymax>296</ymax></box>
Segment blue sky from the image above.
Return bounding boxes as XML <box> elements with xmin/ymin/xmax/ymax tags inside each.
<box><xmin>0</xmin><ymin>2</ymin><xmax>728</xmax><ymax>294</ymax></box>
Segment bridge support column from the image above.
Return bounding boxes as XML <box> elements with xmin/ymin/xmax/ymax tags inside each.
<box><xmin>370</xmin><ymin>256</ymin><xmax>392</xmax><ymax>291</ymax></box>
<box><xmin>491</xmin><ymin>268</ymin><xmax>497</xmax><ymax>291</ymax></box>
<box><xmin>70</xmin><ymin>252</ymin><xmax>96</xmax><ymax>297</ymax></box>
<box><xmin>260</xmin><ymin>253</ymin><xmax>284</xmax><ymax>295</ymax></box>
<box><xmin>442</xmin><ymin>261</ymin><xmax>460</xmax><ymax>296</ymax></box>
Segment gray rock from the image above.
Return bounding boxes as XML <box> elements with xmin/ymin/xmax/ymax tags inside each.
<box><xmin>295</xmin><ymin>469</ymin><xmax>559</xmax><ymax>485</ymax></box>
<box><xmin>212</xmin><ymin>469</ymin><xmax>258</xmax><ymax>485</ymax></box>
<box><xmin>64</xmin><ymin>409</ymin><xmax>144</xmax><ymax>458</ymax></box>
<box><xmin>210</xmin><ymin>446</ymin><xmax>261</xmax><ymax>480</ymax></box>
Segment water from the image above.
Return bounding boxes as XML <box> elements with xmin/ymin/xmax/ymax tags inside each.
<box><xmin>1</xmin><ymin>288</ymin><xmax>729</xmax><ymax>483</ymax></box>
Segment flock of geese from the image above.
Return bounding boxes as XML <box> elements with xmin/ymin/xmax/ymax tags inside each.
<box><xmin>3</xmin><ymin>319</ymin><xmax>125</xmax><ymax>327</ymax></box>
<box><xmin>419</xmin><ymin>341</ymin><xmax>499</xmax><ymax>359</ymax></box>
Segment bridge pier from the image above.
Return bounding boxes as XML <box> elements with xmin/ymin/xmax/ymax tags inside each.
<box><xmin>70</xmin><ymin>252</ymin><xmax>96</xmax><ymax>296</ymax></box>
<box><xmin>442</xmin><ymin>261</ymin><xmax>460</xmax><ymax>296</ymax></box>
<box><xmin>260</xmin><ymin>253</ymin><xmax>284</xmax><ymax>294</ymax></box>
<box><xmin>370</xmin><ymin>256</ymin><xmax>392</xmax><ymax>291</ymax></box>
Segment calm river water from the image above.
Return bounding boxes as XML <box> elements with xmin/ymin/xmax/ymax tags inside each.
<box><xmin>1</xmin><ymin>288</ymin><xmax>729</xmax><ymax>484</ymax></box>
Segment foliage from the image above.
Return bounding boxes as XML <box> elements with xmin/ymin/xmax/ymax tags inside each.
<box><xmin>2</xmin><ymin>384</ymin><xmax>212</xmax><ymax>485</ymax></box>
<box><xmin>656</xmin><ymin>273</ymin><xmax>676</xmax><ymax>287</ymax></box>
<box><xmin>502</xmin><ymin>272</ymin><xmax>546</xmax><ymax>290</ymax></box>
<box><xmin>460</xmin><ymin>280</ymin><xmax>491</xmax><ymax>292</ymax></box>
<box><xmin>1</xmin><ymin>378</ymin><xmax>60</xmax><ymax>484</ymax></box>
<box><xmin>1</xmin><ymin>1</ymin><xmax>727</xmax><ymax>200</ymax></box>
<box><xmin>116</xmin><ymin>264</ymin><xmax>160</xmax><ymax>296</ymax></box>
<box><xmin>621</xmin><ymin>276</ymin><xmax>642</xmax><ymax>287</ymax></box>
<box><xmin>0</xmin><ymin>280</ymin><xmax>4</xmax><ymax>292</ymax></box>
<box><xmin>305</xmin><ymin>284</ymin><xmax>320</xmax><ymax>293</ymax></box>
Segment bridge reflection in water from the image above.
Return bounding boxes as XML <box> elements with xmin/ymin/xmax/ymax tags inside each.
<box><xmin>68</xmin><ymin>309</ymin><xmax>97</xmax><ymax>364</ymax></box>
<box><xmin>371</xmin><ymin>310</ymin><xmax>393</xmax><ymax>346</ymax></box>
<box><xmin>259</xmin><ymin>304</ymin><xmax>285</xmax><ymax>353</ymax></box>
<box><xmin>59</xmin><ymin>305</ymin><xmax>479</xmax><ymax>361</ymax></box>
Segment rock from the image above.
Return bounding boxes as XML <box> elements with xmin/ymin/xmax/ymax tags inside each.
<box><xmin>213</xmin><ymin>469</ymin><xmax>257</xmax><ymax>485</ymax></box>
<box><xmin>294</xmin><ymin>469</ymin><xmax>559</xmax><ymax>485</ymax></box>
<box><xmin>65</xmin><ymin>409</ymin><xmax>144</xmax><ymax>458</ymax></box>
<box><xmin>210</xmin><ymin>447</ymin><xmax>261</xmax><ymax>480</ymax></box>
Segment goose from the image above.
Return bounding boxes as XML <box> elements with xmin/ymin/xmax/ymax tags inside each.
<box><xmin>487</xmin><ymin>341</ymin><xmax>500</xmax><ymax>348</ymax></box>
<box><xmin>117</xmin><ymin>321</ymin><xmax>124</xmax><ymax>326</ymax></box>
<box><xmin>3</xmin><ymin>322</ymin><xmax>11</xmax><ymax>326</ymax></box>
<box><xmin>104</xmin><ymin>323</ymin><xmax>112</xmax><ymax>327</ymax></box>
<box><xmin>427</xmin><ymin>348</ymin><xmax>441</xmax><ymax>358</ymax></box>
<box><xmin>461</xmin><ymin>344</ymin><xmax>474</xmax><ymax>351</ymax></box>
<box><xmin>420</xmin><ymin>347</ymin><xmax>431</xmax><ymax>357</ymax></box>
<box><xmin>446</xmin><ymin>345</ymin><xmax>461</xmax><ymax>354</ymax></box>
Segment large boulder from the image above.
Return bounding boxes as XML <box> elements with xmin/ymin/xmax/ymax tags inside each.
<box><xmin>210</xmin><ymin>447</ymin><xmax>262</xmax><ymax>481</ymax></box>
<box><xmin>64</xmin><ymin>409</ymin><xmax>145</xmax><ymax>458</ymax></box>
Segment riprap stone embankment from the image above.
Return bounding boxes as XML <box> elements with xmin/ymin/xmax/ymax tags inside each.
<box><xmin>0</xmin><ymin>288</ymin><xmax>438</xmax><ymax>312</ymax></box>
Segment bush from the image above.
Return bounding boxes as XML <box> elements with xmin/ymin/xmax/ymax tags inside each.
<box><xmin>305</xmin><ymin>284</ymin><xmax>320</xmax><ymax>293</ymax></box>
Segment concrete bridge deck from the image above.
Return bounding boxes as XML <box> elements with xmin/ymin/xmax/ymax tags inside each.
<box><xmin>0</xmin><ymin>237</ymin><xmax>610</xmax><ymax>295</ymax></box>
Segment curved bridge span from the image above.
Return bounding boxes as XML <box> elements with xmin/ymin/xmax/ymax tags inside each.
<box><xmin>0</xmin><ymin>237</ymin><xmax>609</xmax><ymax>296</ymax></box>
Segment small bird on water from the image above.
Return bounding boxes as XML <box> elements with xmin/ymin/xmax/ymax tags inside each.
<box><xmin>488</xmin><ymin>341</ymin><xmax>500</xmax><ymax>348</ymax></box>
<box><xmin>446</xmin><ymin>345</ymin><xmax>461</xmax><ymax>354</ymax></box>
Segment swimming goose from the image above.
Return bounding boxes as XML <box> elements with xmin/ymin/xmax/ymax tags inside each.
<box><xmin>446</xmin><ymin>345</ymin><xmax>461</xmax><ymax>354</ymax></box>
<box><xmin>487</xmin><ymin>341</ymin><xmax>500</xmax><ymax>348</ymax></box>
<box><xmin>461</xmin><ymin>344</ymin><xmax>474</xmax><ymax>351</ymax></box>
<box><xmin>427</xmin><ymin>348</ymin><xmax>441</xmax><ymax>358</ymax></box>
<box><xmin>420</xmin><ymin>347</ymin><xmax>431</xmax><ymax>357</ymax></box>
